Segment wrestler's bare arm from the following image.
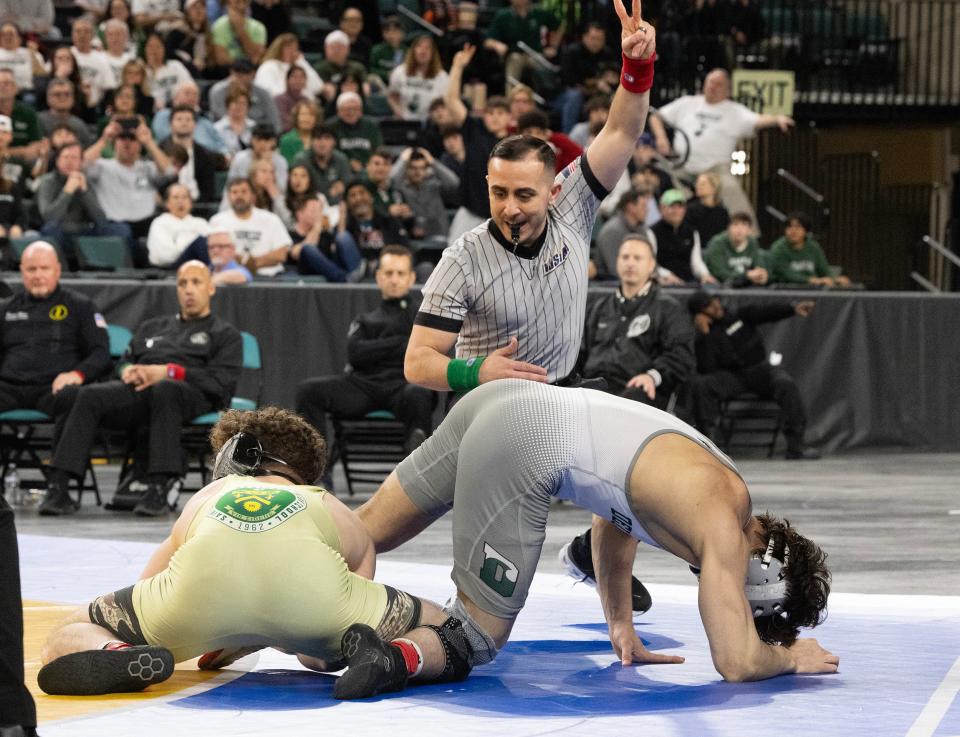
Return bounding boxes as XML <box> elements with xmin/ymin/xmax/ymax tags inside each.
<box><xmin>322</xmin><ymin>492</ymin><xmax>376</xmax><ymax>578</ymax></box>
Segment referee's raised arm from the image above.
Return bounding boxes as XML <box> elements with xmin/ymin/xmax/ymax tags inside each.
<box><xmin>585</xmin><ymin>0</ymin><xmax>657</xmax><ymax>192</ymax></box>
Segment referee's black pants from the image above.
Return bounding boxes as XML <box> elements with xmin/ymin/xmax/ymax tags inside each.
<box><xmin>0</xmin><ymin>379</ymin><xmax>81</xmax><ymax>417</ymax></box>
<box><xmin>687</xmin><ymin>364</ymin><xmax>807</xmax><ymax>449</ymax></box>
<box><xmin>296</xmin><ymin>374</ymin><xmax>435</xmax><ymax>442</ymax></box>
<box><xmin>51</xmin><ymin>380</ymin><xmax>213</xmax><ymax>479</ymax></box>
<box><xmin>0</xmin><ymin>495</ymin><xmax>36</xmax><ymax>730</ymax></box>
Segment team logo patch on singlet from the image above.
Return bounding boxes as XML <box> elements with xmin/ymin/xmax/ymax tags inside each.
<box><xmin>208</xmin><ymin>488</ymin><xmax>306</xmax><ymax>533</ymax></box>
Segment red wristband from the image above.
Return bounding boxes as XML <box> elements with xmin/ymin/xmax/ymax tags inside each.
<box><xmin>73</xmin><ymin>370</ymin><xmax>85</xmax><ymax>382</ymax></box>
<box><xmin>620</xmin><ymin>53</ymin><xmax>656</xmax><ymax>94</ymax></box>
<box><xmin>166</xmin><ymin>363</ymin><xmax>186</xmax><ymax>381</ymax></box>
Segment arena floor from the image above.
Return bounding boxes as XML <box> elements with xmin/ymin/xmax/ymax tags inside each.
<box><xmin>15</xmin><ymin>451</ymin><xmax>960</xmax><ymax>737</ymax></box>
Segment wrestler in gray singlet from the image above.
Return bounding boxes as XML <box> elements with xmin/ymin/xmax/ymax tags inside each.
<box><xmin>395</xmin><ymin>378</ymin><xmax>743</xmax><ymax>619</ymax></box>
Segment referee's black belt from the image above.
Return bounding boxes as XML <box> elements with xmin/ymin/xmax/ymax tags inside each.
<box><xmin>552</xmin><ymin>373</ymin><xmax>608</xmax><ymax>391</ymax></box>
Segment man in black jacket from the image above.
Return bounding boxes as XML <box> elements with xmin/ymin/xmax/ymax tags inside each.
<box><xmin>41</xmin><ymin>261</ymin><xmax>243</xmax><ymax>516</ymax></box>
<box><xmin>579</xmin><ymin>234</ymin><xmax>695</xmax><ymax>410</ymax></box>
<box><xmin>686</xmin><ymin>292</ymin><xmax>819</xmax><ymax>459</ymax></box>
<box><xmin>0</xmin><ymin>242</ymin><xmax>111</xmax><ymax>420</ymax></box>
<box><xmin>296</xmin><ymin>245</ymin><xmax>435</xmax><ymax>476</ymax></box>
<box><xmin>162</xmin><ymin>105</ymin><xmax>227</xmax><ymax>204</ymax></box>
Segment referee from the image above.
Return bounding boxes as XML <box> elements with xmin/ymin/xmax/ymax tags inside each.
<box><xmin>395</xmin><ymin>0</ymin><xmax>659</xmax><ymax>610</ymax></box>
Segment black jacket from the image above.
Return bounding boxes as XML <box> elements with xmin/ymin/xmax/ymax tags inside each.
<box><xmin>120</xmin><ymin>313</ymin><xmax>243</xmax><ymax>409</ymax></box>
<box><xmin>162</xmin><ymin>139</ymin><xmax>225</xmax><ymax>203</ymax></box>
<box><xmin>579</xmin><ymin>284</ymin><xmax>695</xmax><ymax>390</ymax></box>
<box><xmin>694</xmin><ymin>302</ymin><xmax>796</xmax><ymax>373</ymax></box>
<box><xmin>346</xmin><ymin>293</ymin><xmax>421</xmax><ymax>382</ymax></box>
<box><xmin>652</xmin><ymin>219</ymin><xmax>699</xmax><ymax>283</ymax></box>
<box><xmin>0</xmin><ymin>285</ymin><xmax>111</xmax><ymax>385</ymax></box>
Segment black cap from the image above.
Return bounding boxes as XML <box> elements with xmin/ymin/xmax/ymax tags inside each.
<box><xmin>115</xmin><ymin>130</ymin><xmax>137</xmax><ymax>140</ymax></box>
<box><xmin>687</xmin><ymin>290</ymin><xmax>714</xmax><ymax>316</ymax></box>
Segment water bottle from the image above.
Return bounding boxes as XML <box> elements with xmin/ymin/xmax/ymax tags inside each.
<box><xmin>4</xmin><ymin>464</ymin><xmax>21</xmax><ymax>506</ymax></box>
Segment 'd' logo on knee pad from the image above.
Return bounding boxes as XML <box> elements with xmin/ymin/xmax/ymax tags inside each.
<box><xmin>479</xmin><ymin>542</ymin><xmax>518</xmax><ymax>598</ymax></box>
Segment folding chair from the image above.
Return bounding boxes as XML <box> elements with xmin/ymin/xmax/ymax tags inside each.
<box><xmin>715</xmin><ymin>393</ymin><xmax>784</xmax><ymax>457</ymax></box>
<box><xmin>331</xmin><ymin>411</ymin><xmax>408</xmax><ymax>496</ymax></box>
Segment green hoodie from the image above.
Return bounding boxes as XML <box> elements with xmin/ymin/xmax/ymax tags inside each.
<box><xmin>704</xmin><ymin>232</ymin><xmax>767</xmax><ymax>283</ymax></box>
<box><xmin>769</xmin><ymin>235</ymin><xmax>831</xmax><ymax>284</ymax></box>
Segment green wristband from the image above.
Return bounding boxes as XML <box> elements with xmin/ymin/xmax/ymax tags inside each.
<box><xmin>447</xmin><ymin>357</ymin><xmax>485</xmax><ymax>393</ymax></box>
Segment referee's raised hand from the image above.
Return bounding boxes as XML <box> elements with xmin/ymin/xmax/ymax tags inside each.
<box><xmin>479</xmin><ymin>337</ymin><xmax>549</xmax><ymax>384</ymax></box>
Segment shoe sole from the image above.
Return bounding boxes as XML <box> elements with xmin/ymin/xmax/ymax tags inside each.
<box><xmin>334</xmin><ymin>624</ymin><xmax>406</xmax><ymax>700</ymax></box>
<box><xmin>559</xmin><ymin>543</ymin><xmax>653</xmax><ymax>614</ymax></box>
<box><xmin>38</xmin><ymin>646</ymin><xmax>174</xmax><ymax>695</ymax></box>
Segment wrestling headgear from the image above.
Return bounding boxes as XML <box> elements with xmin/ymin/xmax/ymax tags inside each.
<box><xmin>689</xmin><ymin>535</ymin><xmax>790</xmax><ymax>619</ymax></box>
<box><xmin>212</xmin><ymin>432</ymin><xmax>297</xmax><ymax>481</ymax></box>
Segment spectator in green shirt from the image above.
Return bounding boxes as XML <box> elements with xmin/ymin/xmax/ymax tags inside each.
<box><xmin>326</xmin><ymin>91</ymin><xmax>383</xmax><ymax>173</ymax></box>
<box><xmin>0</xmin><ymin>69</ymin><xmax>42</xmax><ymax>162</ymax></box>
<box><xmin>485</xmin><ymin>0</ymin><xmax>561</xmax><ymax>91</ymax></box>
<box><xmin>369</xmin><ymin>16</ymin><xmax>407</xmax><ymax>85</ymax></box>
<box><xmin>317</xmin><ymin>30</ymin><xmax>368</xmax><ymax>107</ymax></box>
<box><xmin>704</xmin><ymin>211</ymin><xmax>769</xmax><ymax>287</ymax></box>
<box><xmin>211</xmin><ymin>0</ymin><xmax>267</xmax><ymax>64</ymax></box>
<box><xmin>769</xmin><ymin>212</ymin><xmax>851</xmax><ymax>287</ymax></box>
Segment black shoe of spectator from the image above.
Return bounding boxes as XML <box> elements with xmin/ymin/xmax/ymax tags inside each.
<box><xmin>0</xmin><ymin>726</ymin><xmax>40</xmax><ymax>736</ymax></box>
<box><xmin>786</xmin><ymin>446</ymin><xmax>821</xmax><ymax>460</ymax></box>
<box><xmin>38</xmin><ymin>472</ymin><xmax>78</xmax><ymax>517</ymax></box>
<box><xmin>404</xmin><ymin>428</ymin><xmax>427</xmax><ymax>455</ymax></box>
<box><xmin>559</xmin><ymin>528</ymin><xmax>653</xmax><ymax>613</ymax></box>
<box><xmin>134</xmin><ymin>480</ymin><xmax>174</xmax><ymax>517</ymax></box>
<box><xmin>106</xmin><ymin>475</ymin><xmax>148</xmax><ymax>511</ymax></box>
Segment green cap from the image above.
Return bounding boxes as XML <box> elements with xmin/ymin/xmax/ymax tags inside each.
<box><xmin>660</xmin><ymin>188</ymin><xmax>686</xmax><ymax>207</ymax></box>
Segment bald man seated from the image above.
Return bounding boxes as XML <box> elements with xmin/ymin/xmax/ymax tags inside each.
<box><xmin>41</xmin><ymin>261</ymin><xmax>244</xmax><ymax>517</ymax></box>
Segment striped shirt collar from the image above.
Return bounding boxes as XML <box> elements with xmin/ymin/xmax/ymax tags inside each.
<box><xmin>486</xmin><ymin>219</ymin><xmax>549</xmax><ymax>260</ymax></box>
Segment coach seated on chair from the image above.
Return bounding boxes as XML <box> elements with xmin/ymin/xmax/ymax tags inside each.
<box><xmin>0</xmin><ymin>242</ymin><xmax>111</xmax><ymax>421</ymax></box>
<box><xmin>40</xmin><ymin>261</ymin><xmax>243</xmax><ymax>517</ymax></box>
<box><xmin>577</xmin><ymin>234</ymin><xmax>695</xmax><ymax>411</ymax></box>
<box><xmin>296</xmin><ymin>245</ymin><xmax>435</xmax><ymax>487</ymax></box>
<box><xmin>686</xmin><ymin>291</ymin><xmax>820</xmax><ymax>460</ymax></box>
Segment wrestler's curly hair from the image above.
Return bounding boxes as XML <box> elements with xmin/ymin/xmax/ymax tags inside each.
<box><xmin>209</xmin><ymin>406</ymin><xmax>327</xmax><ymax>485</ymax></box>
<box><xmin>752</xmin><ymin>512</ymin><xmax>831</xmax><ymax>647</ymax></box>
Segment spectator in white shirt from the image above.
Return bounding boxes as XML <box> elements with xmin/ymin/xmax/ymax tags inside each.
<box><xmin>131</xmin><ymin>0</ymin><xmax>183</xmax><ymax>34</ymax></box>
<box><xmin>101</xmin><ymin>19</ymin><xmax>135</xmax><ymax>87</ymax></box>
<box><xmin>253</xmin><ymin>33</ymin><xmax>323</xmax><ymax>99</ymax></box>
<box><xmin>143</xmin><ymin>31</ymin><xmax>193</xmax><ymax>110</ymax></box>
<box><xmin>147</xmin><ymin>182</ymin><xmax>212</xmax><ymax>267</ymax></box>
<box><xmin>0</xmin><ymin>22</ymin><xmax>45</xmax><ymax>93</ymax></box>
<box><xmin>210</xmin><ymin>176</ymin><xmax>291</xmax><ymax>277</ymax></box>
<box><xmin>387</xmin><ymin>35</ymin><xmax>449</xmax><ymax>121</ymax></box>
<box><xmin>70</xmin><ymin>17</ymin><xmax>115</xmax><ymax>106</ymax></box>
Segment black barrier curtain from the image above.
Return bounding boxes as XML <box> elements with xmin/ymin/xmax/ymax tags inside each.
<box><xmin>18</xmin><ymin>280</ymin><xmax>960</xmax><ymax>454</ymax></box>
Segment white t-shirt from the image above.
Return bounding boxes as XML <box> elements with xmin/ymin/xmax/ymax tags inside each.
<box><xmin>147</xmin><ymin>212</ymin><xmax>211</xmax><ymax>266</ymax></box>
<box><xmin>71</xmin><ymin>46</ymin><xmax>116</xmax><ymax>104</ymax></box>
<box><xmin>388</xmin><ymin>66</ymin><xmax>449</xmax><ymax>121</ymax></box>
<box><xmin>131</xmin><ymin>0</ymin><xmax>182</xmax><ymax>33</ymax></box>
<box><xmin>656</xmin><ymin>95</ymin><xmax>759</xmax><ymax>174</ymax></box>
<box><xmin>209</xmin><ymin>207</ymin><xmax>292</xmax><ymax>277</ymax></box>
<box><xmin>147</xmin><ymin>60</ymin><xmax>193</xmax><ymax>109</ymax></box>
<box><xmin>253</xmin><ymin>58</ymin><xmax>323</xmax><ymax>100</ymax></box>
<box><xmin>104</xmin><ymin>50</ymin><xmax>134</xmax><ymax>88</ymax></box>
<box><xmin>0</xmin><ymin>48</ymin><xmax>35</xmax><ymax>90</ymax></box>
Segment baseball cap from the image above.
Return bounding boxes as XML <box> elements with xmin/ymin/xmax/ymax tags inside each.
<box><xmin>0</xmin><ymin>115</ymin><xmax>11</xmax><ymax>133</ymax></box>
<box><xmin>231</xmin><ymin>58</ymin><xmax>256</xmax><ymax>74</ymax></box>
<box><xmin>660</xmin><ymin>188</ymin><xmax>686</xmax><ymax>207</ymax></box>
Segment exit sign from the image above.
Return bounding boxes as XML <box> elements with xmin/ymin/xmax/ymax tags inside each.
<box><xmin>731</xmin><ymin>70</ymin><xmax>795</xmax><ymax>116</ymax></box>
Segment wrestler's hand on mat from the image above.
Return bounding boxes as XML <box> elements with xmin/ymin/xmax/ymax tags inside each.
<box><xmin>609</xmin><ymin>621</ymin><xmax>685</xmax><ymax>667</ymax></box>
<box><xmin>787</xmin><ymin>638</ymin><xmax>839</xmax><ymax>674</ymax></box>
<box><xmin>478</xmin><ymin>337</ymin><xmax>549</xmax><ymax>384</ymax></box>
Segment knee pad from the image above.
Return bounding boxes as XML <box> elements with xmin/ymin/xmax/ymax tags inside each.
<box><xmin>423</xmin><ymin>617</ymin><xmax>474</xmax><ymax>683</ymax></box>
<box><xmin>443</xmin><ymin>596</ymin><xmax>499</xmax><ymax>667</ymax></box>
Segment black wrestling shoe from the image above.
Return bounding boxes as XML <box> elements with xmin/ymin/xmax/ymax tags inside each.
<box><xmin>37</xmin><ymin>646</ymin><xmax>174</xmax><ymax>695</ymax></box>
<box><xmin>559</xmin><ymin>528</ymin><xmax>653</xmax><ymax>614</ymax></box>
<box><xmin>334</xmin><ymin>624</ymin><xmax>408</xmax><ymax>700</ymax></box>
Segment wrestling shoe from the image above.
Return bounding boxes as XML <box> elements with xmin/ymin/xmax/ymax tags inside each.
<box><xmin>559</xmin><ymin>528</ymin><xmax>653</xmax><ymax>614</ymax></box>
<box><xmin>334</xmin><ymin>624</ymin><xmax>408</xmax><ymax>700</ymax></box>
<box><xmin>37</xmin><ymin>645</ymin><xmax>174</xmax><ymax>695</ymax></box>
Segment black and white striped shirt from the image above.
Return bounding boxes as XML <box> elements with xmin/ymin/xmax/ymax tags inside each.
<box><xmin>415</xmin><ymin>154</ymin><xmax>608</xmax><ymax>382</ymax></box>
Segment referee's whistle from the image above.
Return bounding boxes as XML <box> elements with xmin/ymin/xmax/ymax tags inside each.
<box><xmin>511</xmin><ymin>223</ymin><xmax>521</xmax><ymax>246</ymax></box>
